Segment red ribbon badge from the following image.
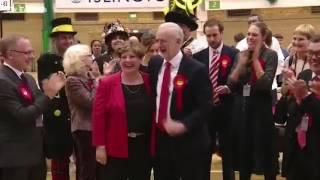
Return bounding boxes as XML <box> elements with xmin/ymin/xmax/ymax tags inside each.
<box><xmin>219</xmin><ymin>55</ymin><xmax>231</xmax><ymax>78</ymax></box>
<box><xmin>18</xmin><ymin>84</ymin><xmax>33</xmax><ymax>105</ymax></box>
<box><xmin>173</xmin><ymin>74</ymin><xmax>187</xmax><ymax>112</ymax></box>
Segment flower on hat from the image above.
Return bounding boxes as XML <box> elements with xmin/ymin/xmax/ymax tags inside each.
<box><xmin>105</xmin><ymin>20</ymin><xmax>126</xmax><ymax>36</ymax></box>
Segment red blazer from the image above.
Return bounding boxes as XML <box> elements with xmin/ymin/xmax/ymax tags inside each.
<box><xmin>92</xmin><ymin>72</ymin><xmax>156</xmax><ymax>158</ymax></box>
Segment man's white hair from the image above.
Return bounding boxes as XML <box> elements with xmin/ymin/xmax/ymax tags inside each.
<box><xmin>158</xmin><ymin>22</ymin><xmax>184</xmax><ymax>43</ymax></box>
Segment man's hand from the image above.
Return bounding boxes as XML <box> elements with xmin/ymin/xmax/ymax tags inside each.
<box><xmin>282</xmin><ymin>68</ymin><xmax>295</xmax><ymax>80</ymax></box>
<box><xmin>96</xmin><ymin>146</ymin><xmax>107</xmax><ymax>165</ymax></box>
<box><xmin>103</xmin><ymin>60</ymin><xmax>117</xmax><ymax>75</ymax></box>
<box><xmin>163</xmin><ymin>117</ymin><xmax>187</xmax><ymax>137</ymax></box>
<box><xmin>183</xmin><ymin>47</ymin><xmax>192</xmax><ymax>56</ymax></box>
<box><xmin>287</xmin><ymin>77</ymin><xmax>309</xmax><ymax>103</ymax></box>
<box><xmin>309</xmin><ymin>80</ymin><xmax>320</xmax><ymax>96</ymax></box>
<box><xmin>42</xmin><ymin>71</ymin><xmax>66</xmax><ymax>99</ymax></box>
<box><xmin>214</xmin><ymin>85</ymin><xmax>230</xmax><ymax>96</ymax></box>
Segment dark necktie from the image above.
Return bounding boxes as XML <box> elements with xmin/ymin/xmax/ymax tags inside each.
<box><xmin>20</xmin><ymin>73</ymin><xmax>28</xmax><ymax>83</ymax></box>
<box><xmin>157</xmin><ymin>62</ymin><xmax>171</xmax><ymax>131</ymax></box>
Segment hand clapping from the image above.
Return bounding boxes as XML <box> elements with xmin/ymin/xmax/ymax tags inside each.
<box><xmin>42</xmin><ymin>71</ymin><xmax>66</xmax><ymax>99</ymax></box>
<box><xmin>287</xmin><ymin>77</ymin><xmax>309</xmax><ymax>103</ymax></box>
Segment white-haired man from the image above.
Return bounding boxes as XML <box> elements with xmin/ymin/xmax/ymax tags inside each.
<box><xmin>148</xmin><ymin>22</ymin><xmax>212</xmax><ymax>180</ymax></box>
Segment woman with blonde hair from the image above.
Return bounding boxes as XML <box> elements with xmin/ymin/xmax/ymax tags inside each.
<box><xmin>63</xmin><ymin>44</ymin><xmax>100</xmax><ymax>180</ymax></box>
<box><xmin>284</xmin><ymin>24</ymin><xmax>315</xmax><ymax>78</ymax></box>
<box><xmin>277</xmin><ymin>23</ymin><xmax>315</xmax><ymax>177</ymax></box>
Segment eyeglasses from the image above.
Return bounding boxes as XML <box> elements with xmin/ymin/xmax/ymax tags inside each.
<box><xmin>9</xmin><ymin>50</ymin><xmax>34</xmax><ymax>55</ymax></box>
<box><xmin>307</xmin><ymin>51</ymin><xmax>320</xmax><ymax>59</ymax></box>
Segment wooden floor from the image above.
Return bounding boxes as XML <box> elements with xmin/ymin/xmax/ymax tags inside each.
<box><xmin>46</xmin><ymin>154</ymin><xmax>286</xmax><ymax>180</ymax></box>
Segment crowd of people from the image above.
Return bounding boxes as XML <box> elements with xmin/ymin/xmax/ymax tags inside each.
<box><xmin>0</xmin><ymin>7</ymin><xmax>319</xmax><ymax>180</ymax></box>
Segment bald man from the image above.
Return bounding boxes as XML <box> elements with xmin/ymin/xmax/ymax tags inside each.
<box><xmin>148</xmin><ymin>22</ymin><xmax>212</xmax><ymax>180</ymax></box>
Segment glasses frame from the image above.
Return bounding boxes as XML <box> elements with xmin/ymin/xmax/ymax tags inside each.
<box><xmin>9</xmin><ymin>49</ymin><xmax>34</xmax><ymax>55</ymax></box>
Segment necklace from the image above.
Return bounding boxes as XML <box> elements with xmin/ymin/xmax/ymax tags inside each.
<box><xmin>123</xmin><ymin>84</ymin><xmax>141</xmax><ymax>94</ymax></box>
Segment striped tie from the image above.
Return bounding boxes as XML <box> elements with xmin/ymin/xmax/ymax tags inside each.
<box><xmin>209</xmin><ymin>51</ymin><xmax>220</xmax><ymax>91</ymax></box>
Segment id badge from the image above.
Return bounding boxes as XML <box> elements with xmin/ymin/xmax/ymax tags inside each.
<box><xmin>300</xmin><ymin>115</ymin><xmax>309</xmax><ymax>131</ymax></box>
<box><xmin>243</xmin><ymin>84</ymin><xmax>251</xmax><ymax>97</ymax></box>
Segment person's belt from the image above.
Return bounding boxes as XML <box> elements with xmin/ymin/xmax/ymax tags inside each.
<box><xmin>128</xmin><ymin>132</ymin><xmax>145</xmax><ymax>138</ymax></box>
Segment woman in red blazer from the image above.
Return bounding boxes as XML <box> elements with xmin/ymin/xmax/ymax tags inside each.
<box><xmin>92</xmin><ymin>41</ymin><xmax>156</xmax><ymax>180</ymax></box>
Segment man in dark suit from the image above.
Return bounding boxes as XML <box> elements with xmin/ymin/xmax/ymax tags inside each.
<box><xmin>37</xmin><ymin>17</ymin><xmax>75</xmax><ymax>180</ymax></box>
<box><xmin>193</xmin><ymin>18</ymin><xmax>238</xmax><ymax>180</ymax></box>
<box><xmin>285</xmin><ymin>34</ymin><xmax>320</xmax><ymax>180</ymax></box>
<box><xmin>149</xmin><ymin>22</ymin><xmax>212</xmax><ymax>180</ymax></box>
<box><xmin>0</xmin><ymin>35</ymin><xmax>66</xmax><ymax>180</ymax></box>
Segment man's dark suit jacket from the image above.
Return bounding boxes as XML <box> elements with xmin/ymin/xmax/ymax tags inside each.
<box><xmin>193</xmin><ymin>45</ymin><xmax>238</xmax><ymax>132</ymax></box>
<box><xmin>285</xmin><ymin>69</ymin><xmax>320</xmax><ymax>178</ymax></box>
<box><xmin>0</xmin><ymin>65</ymin><xmax>50</xmax><ymax>167</ymax></box>
<box><xmin>148</xmin><ymin>54</ymin><xmax>212</xmax><ymax>154</ymax></box>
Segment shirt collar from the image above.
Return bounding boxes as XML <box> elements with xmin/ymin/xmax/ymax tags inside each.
<box><xmin>3</xmin><ymin>62</ymin><xmax>23</xmax><ymax>78</ymax></box>
<box><xmin>312</xmin><ymin>72</ymin><xmax>320</xmax><ymax>79</ymax></box>
<box><xmin>164</xmin><ymin>51</ymin><xmax>183</xmax><ymax>69</ymax></box>
<box><xmin>210</xmin><ymin>42</ymin><xmax>223</xmax><ymax>55</ymax></box>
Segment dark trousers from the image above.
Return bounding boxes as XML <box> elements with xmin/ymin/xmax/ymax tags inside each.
<box><xmin>73</xmin><ymin>131</ymin><xmax>96</xmax><ymax>180</ymax></box>
<box><xmin>154</xmin><ymin>132</ymin><xmax>206</xmax><ymax>180</ymax></box>
<box><xmin>0</xmin><ymin>158</ymin><xmax>46</xmax><ymax>180</ymax></box>
<box><xmin>204</xmin><ymin>130</ymin><xmax>235</xmax><ymax>180</ymax></box>
<box><xmin>96</xmin><ymin>136</ymin><xmax>151</xmax><ymax>180</ymax></box>
<box><xmin>238</xmin><ymin>142</ymin><xmax>276</xmax><ymax>180</ymax></box>
<box><xmin>287</xmin><ymin>150</ymin><xmax>320</xmax><ymax>180</ymax></box>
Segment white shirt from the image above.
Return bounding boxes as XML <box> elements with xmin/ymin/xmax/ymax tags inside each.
<box><xmin>186</xmin><ymin>38</ymin><xmax>208</xmax><ymax>55</ymax></box>
<box><xmin>3</xmin><ymin>62</ymin><xmax>23</xmax><ymax>78</ymax></box>
<box><xmin>209</xmin><ymin>43</ymin><xmax>223</xmax><ymax>70</ymax></box>
<box><xmin>236</xmin><ymin>37</ymin><xmax>284</xmax><ymax>89</ymax></box>
<box><xmin>156</xmin><ymin>51</ymin><xmax>183</xmax><ymax>123</ymax></box>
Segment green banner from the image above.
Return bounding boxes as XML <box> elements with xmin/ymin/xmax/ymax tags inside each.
<box><xmin>42</xmin><ymin>0</ymin><xmax>54</xmax><ymax>53</ymax></box>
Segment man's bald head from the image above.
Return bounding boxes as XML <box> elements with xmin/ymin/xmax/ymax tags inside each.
<box><xmin>156</xmin><ymin>22</ymin><xmax>184</xmax><ymax>60</ymax></box>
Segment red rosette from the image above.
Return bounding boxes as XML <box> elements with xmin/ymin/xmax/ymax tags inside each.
<box><xmin>219</xmin><ymin>55</ymin><xmax>231</xmax><ymax>78</ymax></box>
<box><xmin>173</xmin><ymin>74</ymin><xmax>187</xmax><ymax>112</ymax></box>
<box><xmin>18</xmin><ymin>84</ymin><xmax>33</xmax><ymax>105</ymax></box>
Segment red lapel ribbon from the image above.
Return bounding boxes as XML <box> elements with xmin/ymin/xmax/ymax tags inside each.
<box><xmin>18</xmin><ymin>83</ymin><xmax>33</xmax><ymax>105</ymax></box>
<box><xmin>173</xmin><ymin>74</ymin><xmax>187</xmax><ymax>112</ymax></box>
<box><xmin>219</xmin><ymin>55</ymin><xmax>232</xmax><ymax>78</ymax></box>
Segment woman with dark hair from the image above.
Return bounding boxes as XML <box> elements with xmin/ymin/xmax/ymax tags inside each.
<box><xmin>140</xmin><ymin>32</ymin><xmax>159</xmax><ymax>68</ymax></box>
<box><xmin>90</xmin><ymin>40</ymin><xmax>102</xmax><ymax>59</ymax></box>
<box><xmin>93</xmin><ymin>41</ymin><xmax>155</xmax><ymax>180</ymax></box>
<box><xmin>228</xmin><ymin>22</ymin><xmax>278</xmax><ymax>180</ymax></box>
<box><xmin>94</xmin><ymin>21</ymin><xmax>129</xmax><ymax>75</ymax></box>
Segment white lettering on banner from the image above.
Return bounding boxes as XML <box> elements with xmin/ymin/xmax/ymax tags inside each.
<box><xmin>56</xmin><ymin>0</ymin><xmax>168</xmax><ymax>9</ymax></box>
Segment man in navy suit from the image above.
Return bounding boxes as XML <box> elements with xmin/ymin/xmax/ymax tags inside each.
<box><xmin>194</xmin><ymin>18</ymin><xmax>238</xmax><ymax>180</ymax></box>
<box><xmin>149</xmin><ymin>22</ymin><xmax>212</xmax><ymax>180</ymax></box>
